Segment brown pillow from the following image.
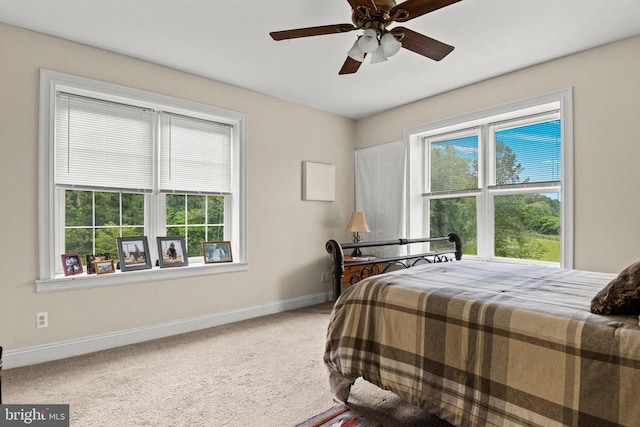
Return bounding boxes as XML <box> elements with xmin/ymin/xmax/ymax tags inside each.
<box><xmin>590</xmin><ymin>259</ymin><xmax>640</xmax><ymax>315</ymax></box>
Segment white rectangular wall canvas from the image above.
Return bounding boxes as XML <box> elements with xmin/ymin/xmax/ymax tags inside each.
<box><xmin>302</xmin><ymin>161</ymin><xmax>335</xmax><ymax>202</ymax></box>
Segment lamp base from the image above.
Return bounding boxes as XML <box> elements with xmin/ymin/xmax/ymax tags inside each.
<box><xmin>351</xmin><ymin>247</ymin><xmax>363</xmax><ymax>257</ymax></box>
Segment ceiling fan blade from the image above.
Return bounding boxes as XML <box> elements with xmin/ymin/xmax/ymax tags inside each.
<box><xmin>393</xmin><ymin>27</ymin><xmax>454</xmax><ymax>61</ymax></box>
<box><xmin>339</xmin><ymin>56</ymin><xmax>365</xmax><ymax>75</ymax></box>
<box><xmin>390</xmin><ymin>0</ymin><xmax>462</xmax><ymax>22</ymax></box>
<box><xmin>346</xmin><ymin>0</ymin><xmax>378</xmax><ymax>11</ymax></box>
<box><xmin>270</xmin><ymin>24</ymin><xmax>356</xmax><ymax>41</ymax></box>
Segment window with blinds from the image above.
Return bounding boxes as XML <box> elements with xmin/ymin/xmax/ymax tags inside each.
<box><xmin>38</xmin><ymin>69</ymin><xmax>247</xmax><ymax>287</ymax></box>
<box><xmin>55</xmin><ymin>93</ymin><xmax>236</xmax><ymax>262</ymax></box>
<box><xmin>417</xmin><ymin>99</ymin><xmax>568</xmax><ymax>265</ymax></box>
<box><xmin>424</xmin><ymin>131</ymin><xmax>480</xmax><ymax>256</ymax></box>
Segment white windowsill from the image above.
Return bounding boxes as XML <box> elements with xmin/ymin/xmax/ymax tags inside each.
<box><xmin>35</xmin><ymin>262</ymin><xmax>249</xmax><ymax>293</ymax></box>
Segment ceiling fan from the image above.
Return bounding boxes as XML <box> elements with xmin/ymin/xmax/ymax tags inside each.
<box><xmin>270</xmin><ymin>0</ymin><xmax>462</xmax><ymax>75</ymax></box>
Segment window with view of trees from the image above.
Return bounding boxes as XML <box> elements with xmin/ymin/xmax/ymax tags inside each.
<box><xmin>65</xmin><ymin>190</ymin><xmax>145</xmax><ymax>264</ymax></box>
<box><xmin>427</xmin><ymin>133</ymin><xmax>479</xmax><ymax>254</ymax></box>
<box><xmin>491</xmin><ymin>119</ymin><xmax>561</xmax><ymax>261</ymax></box>
<box><xmin>38</xmin><ymin>70</ymin><xmax>247</xmax><ymax>288</ymax></box>
<box><xmin>55</xmin><ymin>95</ymin><xmax>233</xmax><ymax>267</ymax></box>
<box><xmin>165</xmin><ymin>194</ymin><xmax>225</xmax><ymax>257</ymax></box>
<box><xmin>409</xmin><ymin>92</ymin><xmax>572</xmax><ymax>267</ymax></box>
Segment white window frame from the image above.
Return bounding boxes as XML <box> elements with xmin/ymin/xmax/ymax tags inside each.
<box><xmin>37</xmin><ymin>69</ymin><xmax>248</xmax><ymax>292</ymax></box>
<box><xmin>406</xmin><ymin>89</ymin><xmax>573</xmax><ymax>268</ymax></box>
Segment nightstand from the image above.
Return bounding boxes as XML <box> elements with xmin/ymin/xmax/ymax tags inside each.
<box><xmin>342</xmin><ymin>255</ymin><xmax>380</xmax><ymax>287</ymax></box>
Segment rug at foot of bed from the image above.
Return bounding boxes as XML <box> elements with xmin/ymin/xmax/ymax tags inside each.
<box><xmin>296</xmin><ymin>405</ymin><xmax>381</xmax><ymax>427</ymax></box>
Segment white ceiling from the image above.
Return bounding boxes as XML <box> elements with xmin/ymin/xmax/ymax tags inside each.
<box><xmin>1</xmin><ymin>0</ymin><xmax>640</xmax><ymax>119</ymax></box>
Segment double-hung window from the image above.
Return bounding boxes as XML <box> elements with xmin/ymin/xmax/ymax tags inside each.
<box><xmin>38</xmin><ymin>70</ymin><xmax>247</xmax><ymax>291</ymax></box>
<box><xmin>407</xmin><ymin>89</ymin><xmax>573</xmax><ymax>267</ymax></box>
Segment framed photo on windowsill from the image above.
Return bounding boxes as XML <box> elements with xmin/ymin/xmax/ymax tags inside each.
<box><xmin>117</xmin><ymin>236</ymin><xmax>152</xmax><ymax>272</ymax></box>
<box><xmin>203</xmin><ymin>241</ymin><xmax>233</xmax><ymax>264</ymax></box>
<box><xmin>86</xmin><ymin>253</ymin><xmax>111</xmax><ymax>274</ymax></box>
<box><xmin>157</xmin><ymin>236</ymin><xmax>188</xmax><ymax>268</ymax></box>
<box><xmin>94</xmin><ymin>259</ymin><xmax>115</xmax><ymax>275</ymax></box>
<box><xmin>61</xmin><ymin>253</ymin><xmax>83</xmax><ymax>276</ymax></box>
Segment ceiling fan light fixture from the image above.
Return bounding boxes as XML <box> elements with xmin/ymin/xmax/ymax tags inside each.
<box><xmin>358</xmin><ymin>28</ymin><xmax>379</xmax><ymax>53</ymax></box>
<box><xmin>370</xmin><ymin>45</ymin><xmax>388</xmax><ymax>64</ymax></box>
<box><xmin>269</xmin><ymin>0</ymin><xmax>462</xmax><ymax>75</ymax></box>
<box><xmin>347</xmin><ymin>38</ymin><xmax>366</xmax><ymax>62</ymax></box>
<box><xmin>381</xmin><ymin>32</ymin><xmax>402</xmax><ymax>57</ymax></box>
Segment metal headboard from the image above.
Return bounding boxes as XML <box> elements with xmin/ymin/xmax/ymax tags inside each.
<box><xmin>326</xmin><ymin>233</ymin><xmax>462</xmax><ymax>300</ymax></box>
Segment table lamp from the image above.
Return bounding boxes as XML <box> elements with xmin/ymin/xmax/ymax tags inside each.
<box><xmin>345</xmin><ymin>212</ymin><xmax>370</xmax><ymax>257</ymax></box>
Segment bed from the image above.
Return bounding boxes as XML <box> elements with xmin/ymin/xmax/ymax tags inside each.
<box><xmin>324</xmin><ymin>236</ymin><xmax>640</xmax><ymax>426</ymax></box>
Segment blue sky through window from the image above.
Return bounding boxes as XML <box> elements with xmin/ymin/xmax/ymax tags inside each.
<box><xmin>496</xmin><ymin>119</ymin><xmax>561</xmax><ymax>184</ymax></box>
<box><xmin>430</xmin><ymin>119</ymin><xmax>561</xmax><ymax>190</ymax></box>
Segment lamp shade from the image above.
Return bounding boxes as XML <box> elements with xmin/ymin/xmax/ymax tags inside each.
<box><xmin>381</xmin><ymin>32</ymin><xmax>402</xmax><ymax>57</ymax></box>
<box><xmin>345</xmin><ymin>212</ymin><xmax>371</xmax><ymax>233</ymax></box>
<box><xmin>370</xmin><ymin>45</ymin><xmax>388</xmax><ymax>64</ymax></box>
<box><xmin>347</xmin><ymin>38</ymin><xmax>365</xmax><ymax>62</ymax></box>
<box><xmin>357</xmin><ymin>28</ymin><xmax>379</xmax><ymax>54</ymax></box>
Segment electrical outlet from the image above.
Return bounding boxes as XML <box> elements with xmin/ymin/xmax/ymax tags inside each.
<box><xmin>36</xmin><ymin>312</ymin><xmax>48</xmax><ymax>328</ymax></box>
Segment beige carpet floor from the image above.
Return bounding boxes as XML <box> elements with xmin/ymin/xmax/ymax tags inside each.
<box><xmin>3</xmin><ymin>303</ymin><xmax>452</xmax><ymax>426</ymax></box>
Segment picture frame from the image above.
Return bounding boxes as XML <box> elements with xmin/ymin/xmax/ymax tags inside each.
<box><xmin>116</xmin><ymin>236</ymin><xmax>152</xmax><ymax>272</ymax></box>
<box><xmin>61</xmin><ymin>253</ymin><xmax>83</xmax><ymax>276</ymax></box>
<box><xmin>94</xmin><ymin>259</ymin><xmax>115</xmax><ymax>275</ymax></box>
<box><xmin>157</xmin><ymin>237</ymin><xmax>188</xmax><ymax>268</ymax></box>
<box><xmin>203</xmin><ymin>241</ymin><xmax>233</xmax><ymax>264</ymax></box>
<box><xmin>86</xmin><ymin>253</ymin><xmax>111</xmax><ymax>275</ymax></box>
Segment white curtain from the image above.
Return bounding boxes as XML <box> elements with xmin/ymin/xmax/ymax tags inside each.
<box><xmin>355</xmin><ymin>140</ymin><xmax>406</xmax><ymax>256</ymax></box>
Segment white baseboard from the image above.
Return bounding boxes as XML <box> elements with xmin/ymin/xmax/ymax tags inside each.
<box><xmin>3</xmin><ymin>292</ymin><xmax>332</xmax><ymax>369</ymax></box>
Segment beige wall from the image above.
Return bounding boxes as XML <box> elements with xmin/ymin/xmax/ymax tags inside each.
<box><xmin>0</xmin><ymin>23</ymin><xmax>355</xmax><ymax>352</ymax></box>
<box><xmin>356</xmin><ymin>34</ymin><xmax>640</xmax><ymax>275</ymax></box>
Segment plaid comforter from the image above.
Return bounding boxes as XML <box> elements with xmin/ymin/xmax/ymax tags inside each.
<box><xmin>324</xmin><ymin>260</ymin><xmax>640</xmax><ymax>426</ymax></box>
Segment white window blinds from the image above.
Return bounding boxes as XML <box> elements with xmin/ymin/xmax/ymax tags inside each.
<box><xmin>55</xmin><ymin>93</ymin><xmax>233</xmax><ymax>195</ymax></box>
<box><xmin>160</xmin><ymin>113</ymin><xmax>232</xmax><ymax>194</ymax></box>
<box><xmin>493</xmin><ymin>118</ymin><xmax>561</xmax><ymax>186</ymax></box>
<box><xmin>55</xmin><ymin>93</ymin><xmax>154</xmax><ymax>191</ymax></box>
<box><xmin>428</xmin><ymin>133</ymin><xmax>479</xmax><ymax>194</ymax></box>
